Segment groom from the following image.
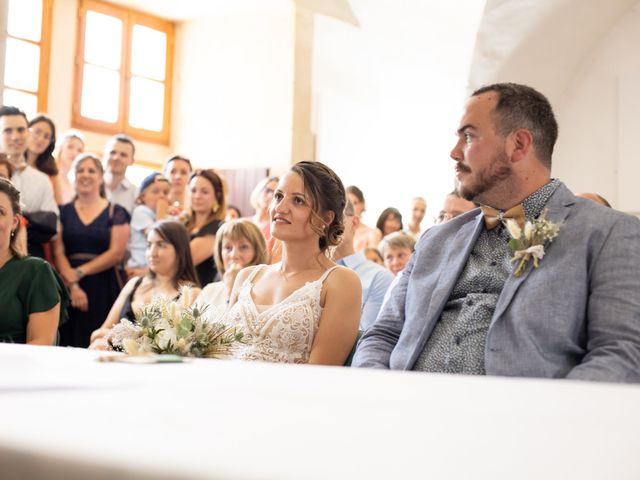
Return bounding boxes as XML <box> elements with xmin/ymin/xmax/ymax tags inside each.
<box><xmin>353</xmin><ymin>83</ymin><xmax>640</xmax><ymax>382</ymax></box>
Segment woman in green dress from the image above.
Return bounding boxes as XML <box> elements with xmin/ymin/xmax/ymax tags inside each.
<box><xmin>0</xmin><ymin>178</ymin><xmax>67</xmax><ymax>344</ymax></box>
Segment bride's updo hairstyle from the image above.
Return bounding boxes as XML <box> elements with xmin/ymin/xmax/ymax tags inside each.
<box><xmin>290</xmin><ymin>161</ymin><xmax>346</xmax><ymax>252</ymax></box>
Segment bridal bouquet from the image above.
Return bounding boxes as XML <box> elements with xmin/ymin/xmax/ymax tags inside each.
<box><xmin>107</xmin><ymin>287</ymin><xmax>243</xmax><ymax>358</ymax></box>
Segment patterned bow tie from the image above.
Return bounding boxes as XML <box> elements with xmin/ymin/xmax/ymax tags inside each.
<box><xmin>480</xmin><ymin>204</ymin><xmax>525</xmax><ymax>230</ymax></box>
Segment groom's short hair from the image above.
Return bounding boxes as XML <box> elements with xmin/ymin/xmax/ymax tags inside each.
<box><xmin>472</xmin><ymin>83</ymin><xmax>558</xmax><ymax>170</ymax></box>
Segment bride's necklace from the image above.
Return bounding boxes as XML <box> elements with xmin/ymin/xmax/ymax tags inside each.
<box><xmin>278</xmin><ymin>264</ymin><xmax>306</xmax><ymax>282</ymax></box>
<box><xmin>278</xmin><ymin>259</ymin><xmax>325</xmax><ymax>282</ymax></box>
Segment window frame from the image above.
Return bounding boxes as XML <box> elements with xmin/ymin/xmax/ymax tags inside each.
<box><xmin>3</xmin><ymin>0</ymin><xmax>53</xmax><ymax>113</ymax></box>
<box><xmin>72</xmin><ymin>0</ymin><xmax>174</xmax><ymax>145</ymax></box>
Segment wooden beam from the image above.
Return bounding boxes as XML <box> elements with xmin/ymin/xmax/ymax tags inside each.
<box><xmin>290</xmin><ymin>6</ymin><xmax>315</xmax><ymax>164</ymax></box>
<box><xmin>0</xmin><ymin>0</ymin><xmax>8</xmax><ymax>102</ymax></box>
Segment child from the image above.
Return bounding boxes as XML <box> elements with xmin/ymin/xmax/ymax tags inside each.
<box><xmin>125</xmin><ymin>172</ymin><xmax>171</xmax><ymax>277</ymax></box>
<box><xmin>378</xmin><ymin>231</ymin><xmax>416</xmax><ymax>277</ymax></box>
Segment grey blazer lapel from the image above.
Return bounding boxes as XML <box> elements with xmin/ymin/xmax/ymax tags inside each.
<box><xmin>492</xmin><ymin>184</ymin><xmax>575</xmax><ymax>323</ymax></box>
<box><xmin>423</xmin><ymin>212</ymin><xmax>484</xmax><ymax>326</ymax></box>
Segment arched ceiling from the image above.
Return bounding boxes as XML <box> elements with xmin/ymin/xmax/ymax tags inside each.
<box><xmin>468</xmin><ymin>0</ymin><xmax>638</xmax><ymax>103</ymax></box>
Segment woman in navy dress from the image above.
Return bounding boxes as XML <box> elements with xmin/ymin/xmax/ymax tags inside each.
<box><xmin>53</xmin><ymin>154</ymin><xmax>130</xmax><ymax>347</ymax></box>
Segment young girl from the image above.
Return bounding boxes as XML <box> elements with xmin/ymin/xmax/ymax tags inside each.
<box><xmin>196</xmin><ymin>219</ymin><xmax>268</xmax><ymax>307</ymax></box>
<box><xmin>126</xmin><ymin>173</ymin><xmax>170</xmax><ymax>277</ymax></box>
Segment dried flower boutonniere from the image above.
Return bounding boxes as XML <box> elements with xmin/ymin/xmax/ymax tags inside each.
<box><xmin>505</xmin><ymin>210</ymin><xmax>561</xmax><ymax>277</ymax></box>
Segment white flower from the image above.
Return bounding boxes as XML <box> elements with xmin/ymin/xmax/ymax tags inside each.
<box><xmin>169</xmin><ymin>302</ymin><xmax>179</xmax><ymax>325</ymax></box>
<box><xmin>524</xmin><ymin>222</ymin><xmax>534</xmax><ymax>241</ymax></box>
<box><xmin>123</xmin><ymin>338</ymin><xmax>140</xmax><ymax>355</ymax></box>
<box><xmin>181</xmin><ymin>285</ymin><xmax>191</xmax><ymax>309</ymax></box>
<box><xmin>108</xmin><ymin>319</ymin><xmax>142</xmax><ymax>349</ymax></box>
<box><xmin>505</xmin><ymin>219</ymin><xmax>522</xmax><ymax>239</ymax></box>
<box><xmin>137</xmin><ymin>336</ymin><xmax>154</xmax><ymax>354</ymax></box>
<box><xmin>176</xmin><ymin>338</ymin><xmax>190</xmax><ymax>355</ymax></box>
<box><xmin>525</xmin><ymin>244</ymin><xmax>545</xmax><ymax>260</ymax></box>
<box><xmin>155</xmin><ymin>329</ymin><xmax>177</xmax><ymax>350</ymax></box>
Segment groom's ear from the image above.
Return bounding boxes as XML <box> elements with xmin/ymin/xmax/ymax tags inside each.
<box><xmin>507</xmin><ymin>128</ymin><xmax>533</xmax><ymax>164</ymax></box>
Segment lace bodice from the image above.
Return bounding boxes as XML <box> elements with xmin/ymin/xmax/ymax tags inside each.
<box><xmin>223</xmin><ymin>265</ymin><xmax>338</xmax><ymax>364</ymax></box>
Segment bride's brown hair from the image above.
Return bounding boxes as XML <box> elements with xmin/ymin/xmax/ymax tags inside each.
<box><xmin>290</xmin><ymin>161</ymin><xmax>345</xmax><ymax>252</ymax></box>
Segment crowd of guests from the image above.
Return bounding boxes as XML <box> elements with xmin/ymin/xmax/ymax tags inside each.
<box><xmin>0</xmin><ymin>104</ymin><xmax>459</xmax><ymax>362</ymax></box>
<box><xmin>2</xmin><ymin>80</ymin><xmax>639</xmax><ymax>382</ymax></box>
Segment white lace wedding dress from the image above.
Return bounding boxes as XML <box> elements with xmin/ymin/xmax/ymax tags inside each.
<box><xmin>223</xmin><ymin>265</ymin><xmax>338</xmax><ymax>363</ymax></box>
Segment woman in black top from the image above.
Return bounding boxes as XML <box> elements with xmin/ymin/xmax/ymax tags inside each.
<box><xmin>89</xmin><ymin>221</ymin><xmax>200</xmax><ymax>348</ymax></box>
<box><xmin>185</xmin><ymin>169</ymin><xmax>227</xmax><ymax>286</ymax></box>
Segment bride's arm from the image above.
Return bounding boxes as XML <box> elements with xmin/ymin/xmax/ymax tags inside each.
<box><xmin>308</xmin><ymin>268</ymin><xmax>362</xmax><ymax>366</ymax></box>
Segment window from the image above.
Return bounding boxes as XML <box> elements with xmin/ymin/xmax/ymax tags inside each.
<box><xmin>2</xmin><ymin>0</ymin><xmax>53</xmax><ymax>119</ymax></box>
<box><xmin>73</xmin><ymin>0</ymin><xmax>174</xmax><ymax>144</ymax></box>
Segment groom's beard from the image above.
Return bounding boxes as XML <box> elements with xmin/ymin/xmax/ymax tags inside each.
<box><xmin>458</xmin><ymin>149</ymin><xmax>513</xmax><ymax>205</ymax></box>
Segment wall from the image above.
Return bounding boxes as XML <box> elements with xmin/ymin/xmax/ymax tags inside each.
<box><xmin>554</xmin><ymin>3</ymin><xmax>640</xmax><ymax>213</ymax></box>
<box><xmin>468</xmin><ymin>0</ymin><xmax>640</xmax><ymax>214</ymax></box>
<box><xmin>171</xmin><ymin>0</ymin><xmax>294</xmax><ymax>173</ymax></box>
<box><xmin>311</xmin><ymin>0</ymin><xmax>486</xmax><ymax>227</ymax></box>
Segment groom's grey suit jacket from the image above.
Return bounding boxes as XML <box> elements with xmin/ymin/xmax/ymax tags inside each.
<box><xmin>353</xmin><ymin>183</ymin><xmax>640</xmax><ymax>382</ymax></box>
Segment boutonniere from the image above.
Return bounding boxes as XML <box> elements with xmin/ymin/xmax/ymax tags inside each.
<box><xmin>505</xmin><ymin>210</ymin><xmax>561</xmax><ymax>277</ymax></box>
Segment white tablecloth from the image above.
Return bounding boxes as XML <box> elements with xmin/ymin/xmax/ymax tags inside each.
<box><xmin>1</xmin><ymin>343</ymin><xmax>639</xmax><ymax>479</ymax></box>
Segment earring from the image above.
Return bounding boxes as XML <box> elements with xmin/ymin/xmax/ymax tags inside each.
<box><xmin>10</xmin><ymin>230</ymin><xmax>15</xmax><ymax>238</ymax></box>
<box><xmin>212</xmin><ymin>203</ymin><xmax>219</xmax><ymax>214</ymax></box>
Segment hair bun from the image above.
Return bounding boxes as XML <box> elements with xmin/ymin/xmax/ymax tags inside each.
<box><xmin>321</xmin><ymin>221</ymin><xmax>344</xmax><ymax>250</ymax></box>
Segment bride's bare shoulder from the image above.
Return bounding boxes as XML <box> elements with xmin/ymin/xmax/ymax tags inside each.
<box><xmin>326</xmin><ymin>265</ymin><xmax>360</xmax><ymax>287</ymax></box>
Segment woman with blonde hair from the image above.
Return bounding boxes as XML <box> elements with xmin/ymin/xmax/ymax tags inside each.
<box><xmin>224</xmin><ymin>161</ymin><xmax>361</xmax><ymax>365</ymax></box>
<box><xmin>197</xmin><ymin>219</ymin><xmax>268</xmax><ymax>307</ymax></box>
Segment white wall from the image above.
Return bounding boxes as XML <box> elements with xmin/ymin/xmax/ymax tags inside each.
<box><xmin>312</xmin><ymin>0</ymin><xmax>485</xmax><ymax>227</ymax></box>
<box><xmin>171</xmin><ymin>0</ymin><xmax>294</xmax><ymax>173</ymax></box>
<box><xmin>468</xmin><ymin>0</ymin><xmax>640</xmax><ymax>214</ymax></box>
<box><xmin>554</xmin><ymin>4</ymin><xmax>640</xmax><ymax>213</ymax></box>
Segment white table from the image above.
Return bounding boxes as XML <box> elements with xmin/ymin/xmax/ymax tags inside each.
<box><xmin>1</xmin><ymin>344</ymin><xmax>639</xmax><ymax>479</ymax></box>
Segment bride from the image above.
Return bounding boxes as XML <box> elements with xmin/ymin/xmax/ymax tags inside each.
<box><xmin>223</xmin><ymin>161</ymin><xmax>361</xmax><ymax>365</ymax></box>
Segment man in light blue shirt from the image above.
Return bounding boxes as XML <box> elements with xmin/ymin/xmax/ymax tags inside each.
<box><xmin>334</xmin><ymin>199</ymin><xmax>394</xmax><ymax>331</ymax></box>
